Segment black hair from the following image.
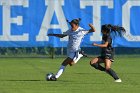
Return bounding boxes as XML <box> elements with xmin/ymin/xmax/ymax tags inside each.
<box><xmin>66</xmin><ymin>18</ymin><xmax>81</xmax><ymax>25</ymax></box>
<box><xmin>101</xmin><ymin>24</ymin><xmax>126</xmax><ymax>37</ymax></box>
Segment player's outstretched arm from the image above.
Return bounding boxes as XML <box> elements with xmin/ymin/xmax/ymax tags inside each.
<box><xmin>47</xmin><ymin>34</ymin><xmax>67</xmax><ymax>38</ymax></box>
<box><xmin>92</xmin><ymin>42</ymin><xmax>108</xmax><ymax>48</ymax></box>
<box><xmin>88</xmin><ymin>24</ymin><xmax>96</xmax><ymax>33</ymax></box>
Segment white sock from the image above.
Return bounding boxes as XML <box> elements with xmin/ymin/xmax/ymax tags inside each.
<box><xmin>73</xmin><ymin>53</ymin><xmax>83</xmax><ymax>64</ymax></box>
<box><xmin>55</xmin><ymin>65</ymin><xmax>66</xmax><ymax>78</ymax></box>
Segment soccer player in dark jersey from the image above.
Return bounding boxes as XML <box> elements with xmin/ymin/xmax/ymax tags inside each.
<box><xmin>90</xmin><ymin>24</ymin><xmax>126</xmax><ymax>82</ymax></box>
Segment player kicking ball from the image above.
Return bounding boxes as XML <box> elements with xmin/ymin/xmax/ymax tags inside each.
<box><xmin>47</xmin><ymin>18</ymin><xmax>95</xmax><ymax>81</ymax></box>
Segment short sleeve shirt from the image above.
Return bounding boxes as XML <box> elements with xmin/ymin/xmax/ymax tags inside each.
<box><xmin>101</xmin><ymin>34</ymin><xmax>114</xmax><ymax>56</ymax></box>
<box><xmin>63</xmin><ymin>27</ymin><xmax>88</xmax><ymax>52</ymax></box>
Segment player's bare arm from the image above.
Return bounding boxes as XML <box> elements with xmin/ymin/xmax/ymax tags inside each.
<box><xmin>93</xmin><ymin>42</ymin><xmax>109</xmax><ymax>48</ymax></box>
<box><xmin>88</xmin><ymin>24</ymin><xmax>96</xmax><ymax>33</ymax></box>
<box><xmin>47</xmin><ymin>34</ymin><xmax>67</xmax><ymax>38</ymax></box>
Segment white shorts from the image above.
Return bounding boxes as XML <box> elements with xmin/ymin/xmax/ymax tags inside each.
<box><xmin>67</xmin><ymin>51</ymin><xmax>83</xmax><ymax>63</ymax></box>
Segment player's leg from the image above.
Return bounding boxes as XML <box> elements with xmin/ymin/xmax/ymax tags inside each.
<box><xmin>55</xmin><ymin>51</ymin><xmax>87</xmax><ymax>79</ymax></box>
<box><xmin>104</xmin><ymin>59</ymin><xmax>121</xmax><ymax>82</ymax></box>
<box><xmin>70</xmin><ymin>51</ymin><xmax>83</xmax><ymax>65</ymax></box>
<box><xmin>90</xmin><ymin>57</ymin><xmax>106</xmax><ymax>71</ymax></box>
<box><xmin>69</xmin><ymin>51</ymin><xmax>87</xmax><ymax>66</ymax></box>
<box><xmin>55</xmin><ymin>57</ymin><xmax>73</xmax><ymax>79</ymax></box>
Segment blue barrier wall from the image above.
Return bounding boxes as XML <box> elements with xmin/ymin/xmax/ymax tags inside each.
<box><xmin>0</xmin><ymin>0</ymin><xmax>140</xmax><ymax>47</ymax></box>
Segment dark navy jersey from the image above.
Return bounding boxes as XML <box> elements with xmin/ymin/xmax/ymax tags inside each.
<box><xmin>101</xmin><ymin>34</ymin><xmax>114</xmax><ymax>57</ymax></box>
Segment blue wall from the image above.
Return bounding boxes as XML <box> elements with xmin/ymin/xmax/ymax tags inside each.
<box><xmin>0</xmin><ymin>0</ymin><xmax>140</xmax><ymax>47</ymax></box>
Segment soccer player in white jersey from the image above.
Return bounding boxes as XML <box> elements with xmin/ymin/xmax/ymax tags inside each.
<box><xmin>47</xmin><ymin>18</ymin><xmax>95</xmax><ymax>81</ymax></box>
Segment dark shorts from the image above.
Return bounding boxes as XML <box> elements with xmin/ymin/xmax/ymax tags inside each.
<box><xmin>98</xmin><ymin>54</ymin><xmax>114</xmax><ymax>62</ymax></box>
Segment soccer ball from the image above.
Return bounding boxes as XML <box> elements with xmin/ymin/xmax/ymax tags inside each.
<box><xmin>46</xmin><ymin>73</ymin><xmax>53</xmax><ymax>81</ymax></box>
<box><xmin>46</xmin><ymin>73</ymin><xmax>56</xmax><ymax>81</ymax></box>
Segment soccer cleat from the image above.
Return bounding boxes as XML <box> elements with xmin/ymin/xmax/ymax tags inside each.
<box><xmin>114</xmin><ymin>79</ymin><xmax>122</xmax><ymax>83</ymax></box>
<box><xmin>79</xmin><ymin>51</ymin><xmax>88</xmax><ymax>57</ymax></box>
<box><xmin>50</xmin><ymin>75</ymin><xmax>57</xmax><ymax>81</ymax></box>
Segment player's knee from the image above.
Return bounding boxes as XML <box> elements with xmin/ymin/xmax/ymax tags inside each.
<box><xmin>90</xmin><ymin>62</ymin><xmax>98</xmax><ymax>69</ymax></box>
<box><xmin>69</xmin><ymin>62</ymin><xmax>75</xmax><ymax>66</ymax></box>
<box><xmin>90</xmin><ymin>58</ymin><xmax>99</xmax><ymax>64</ymax></box>
<box><xmin>105</xmin><ymin>66</ymin><xmax>111</xmax><ymax>71</ymax></box>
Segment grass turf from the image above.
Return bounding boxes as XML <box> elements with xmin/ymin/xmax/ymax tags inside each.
<box><xmin>0</xmin><ymin>56</ymin><xmax>140</xmax><ymax>93</ymax></box>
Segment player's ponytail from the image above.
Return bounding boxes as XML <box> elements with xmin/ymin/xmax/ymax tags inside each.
<box><xmin>66</xmin><ymin>19</ymin><xmax>70</xmax><ymax>23</ymax></box>
<box><xmin>76</xmin><ymin>18</ymin><xmax>81</xmax><ymax>22</ymax></box>
<box><xmin>110</xmin><ymin>25</ymin><xmax>126</xmax><ymax>37</ymax></box>
<box><xmin>66</xmin><ymin>18</ymin><xmax>81</xmax><ymax>25</ymax></box>
<box><xmin>102</xmin><ymin>24</ymin><xmax>126</xmax><ymax>37</ymax></box>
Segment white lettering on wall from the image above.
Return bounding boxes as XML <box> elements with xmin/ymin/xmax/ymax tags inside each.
<box><xmin>80</xmin><ymin>0</ymin><xmax>113</xmax><ymax>41</ymax></box>
<box><xmin>0</xmin><ymin>0</ymin><xmax>29</xmax><ymax>41</ymax></box>
<box><xmin>36</xmin><ymin>0</ymin><xmax>68</xmax><ymax>41</ymax></box>
<box><xmin>122</xmin><ymin>0</ymin><xmax>140</xmax><ymax>41</ymax></box>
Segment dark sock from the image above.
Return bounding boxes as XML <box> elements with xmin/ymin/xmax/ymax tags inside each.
<box><xmin>90</xmin><ymin>63</ymin><xmax>105</xmax><ymax>71</ymax></box>
<box><xmin>98</xmin><ymin>64</ymin><xmax>106</xmax><ymax>71</ymax></box>
<box><xmin>106</xmin><ymin>68</ymin><xmax>119</xmax><ymax>80</ymax></box>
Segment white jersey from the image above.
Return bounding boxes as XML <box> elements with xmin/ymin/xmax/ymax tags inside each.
<box><xmin>63</xmin><ymin>27</ymin><xmax>88</xmax><ymax>52</ymax></box>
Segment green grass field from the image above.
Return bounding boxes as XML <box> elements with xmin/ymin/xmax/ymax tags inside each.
<box><xmin>0</xmin><ymin>56</ymin><xmax>140</xmax><ymax>93</ymax></box>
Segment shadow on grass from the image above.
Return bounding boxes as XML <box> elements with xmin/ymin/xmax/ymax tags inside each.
<box><xmin>1</xmin><ymin>80</ymin><xmax>44</xmax><ymax>81</ymax></box>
